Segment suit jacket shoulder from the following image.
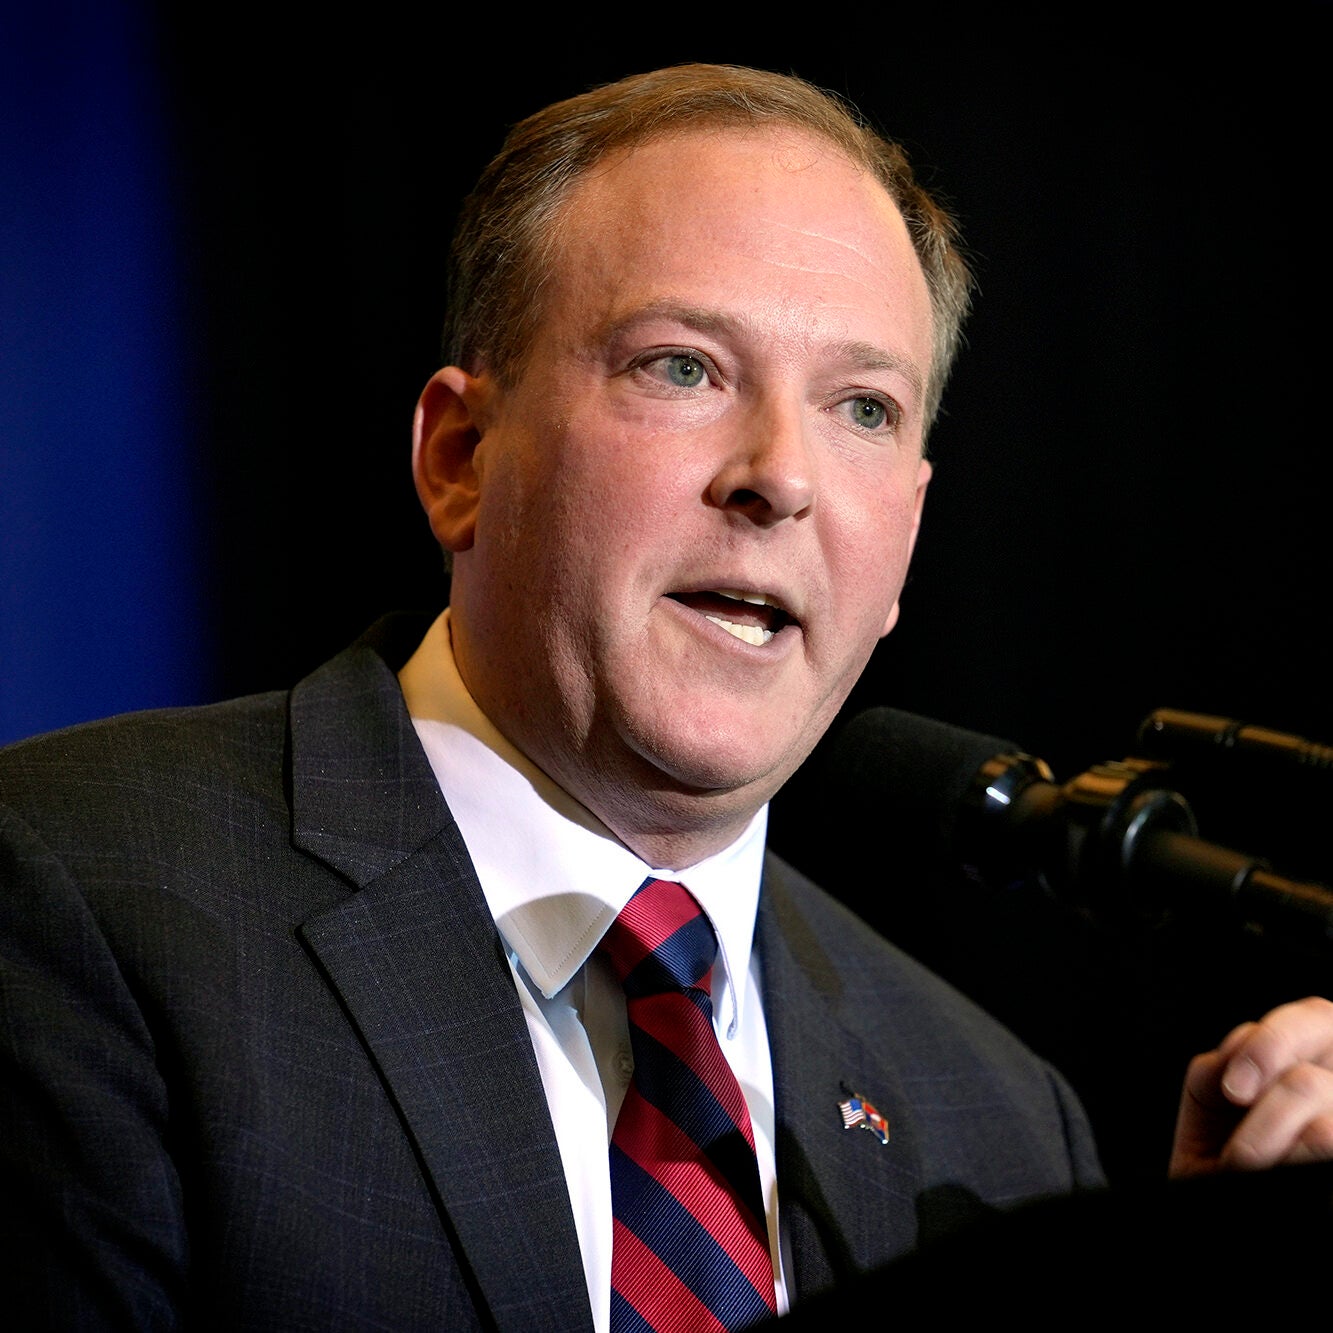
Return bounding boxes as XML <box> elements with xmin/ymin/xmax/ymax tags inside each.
<box><xmin>0</xmin><ymin>616</ymin><xmax>590</xmax><ymax>1332</ymax></box>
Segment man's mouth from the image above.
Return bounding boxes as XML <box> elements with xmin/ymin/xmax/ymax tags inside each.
<box><xmin>667</xmin><ymin>588</ymin><xmax>794</xmax><ymax>646</ymax></box>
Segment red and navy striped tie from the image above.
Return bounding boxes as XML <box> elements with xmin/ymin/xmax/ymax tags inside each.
<box><xmin>599</xmin><ymin>878</ymin><xmax>777</xmax><ymax>1332</ymax></box>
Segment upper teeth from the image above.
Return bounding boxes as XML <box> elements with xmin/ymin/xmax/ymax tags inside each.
<box><xmin>713</xmin><ymin>588</ymin><xmax>777</xmax><ymax>607</ymax></box>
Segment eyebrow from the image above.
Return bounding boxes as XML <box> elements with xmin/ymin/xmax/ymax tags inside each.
<box><xmin>597</xmin><ymin>300</ymin><xmax>738</xmax><ymax>343</ymax></box>
<box><xmin>830</xmin><ymin>338</ymin><xmax>925</xmax><ymax>401</ymax></box>
<box><xmin>599</xmin><ymin>300</ymin><xmax>925</xmax><ymax>402</ymax></box>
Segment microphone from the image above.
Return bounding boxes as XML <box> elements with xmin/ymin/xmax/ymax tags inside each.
<box><xmin>824</xmin><ymin>706</ymin><xmax>1333</xmax><ymax>958</ymax></box>
<box><xmin>821</xmin><ymin>706</ymin><xmax>1043</xmax><ymax>876</ymax></box>
<box><xmin>1136</xmin><ymin>708</ymin><xmax>1333</xmax><ymax>778</ymax></box>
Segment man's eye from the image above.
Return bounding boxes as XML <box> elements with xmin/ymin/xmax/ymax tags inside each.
<box><xmin>840</xmin><ymin>395</ymin><xmax>895</xmax><ymax>431</ymax></box>
<box><xmin>662</xmin><ymin>354</ymin><xmax>707</xmax><ymax>387</ymax></box>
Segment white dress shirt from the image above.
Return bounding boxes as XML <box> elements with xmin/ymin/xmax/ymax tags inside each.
<box><xmin>398</xmin><ymin>610</ymin><xmax>789</xmax><ymax>1331</ymax></box>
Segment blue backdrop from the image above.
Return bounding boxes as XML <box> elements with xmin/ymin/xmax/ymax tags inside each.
<box><xmin>1</xmin><ymin>3</ymin><xmax>213</xmax><ymax>746</ymax></box>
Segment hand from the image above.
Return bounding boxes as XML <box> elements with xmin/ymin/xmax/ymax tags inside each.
<box><xmin>1169</xmin><ymin>995</ymin><xmax>1333</xmax><ymax>1178</ymax></box>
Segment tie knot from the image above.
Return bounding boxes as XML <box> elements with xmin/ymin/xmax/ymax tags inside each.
<box><xmin>599</xmin><ymin>878</ymin><xmax>717</xmax><ymax>997</ymax></box>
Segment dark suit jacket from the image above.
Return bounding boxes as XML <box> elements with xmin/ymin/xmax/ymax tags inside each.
<box><xmin>0</xmin><ymin>616</ymin><xmax>1102</xmax><ymax>1330</ymax></box>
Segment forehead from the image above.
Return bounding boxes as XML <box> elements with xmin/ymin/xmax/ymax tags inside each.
<box><xmin>545</xmin><ymin>126</ymin><xmax>933</xmax><ymax>371</ymax></box>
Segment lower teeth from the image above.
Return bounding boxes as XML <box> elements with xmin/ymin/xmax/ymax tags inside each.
<box><xmin>705</xmin><ymin>615</ymin><xmax>774</xmax><ymax>646</ymax></box>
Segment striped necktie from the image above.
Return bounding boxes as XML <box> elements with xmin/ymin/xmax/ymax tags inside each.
<box><xmin>599</xmin><ymin>877</ymin><xmax>777</xmax><ymax>1332</ymax></box>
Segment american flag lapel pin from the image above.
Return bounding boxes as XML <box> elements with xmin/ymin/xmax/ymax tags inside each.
<box><xmin>838</xmin><ymin>1084</ymin><xmax>890</xmax><ymax>1145</ymax></box>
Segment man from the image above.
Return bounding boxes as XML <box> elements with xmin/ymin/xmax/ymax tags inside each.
<box><xmin>3</xmin><ymin>63</ymin><xmax>1332</xmax><ymax>1331</ymax></box>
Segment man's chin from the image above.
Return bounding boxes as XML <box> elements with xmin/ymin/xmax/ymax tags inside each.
<box><xmin>623</xmin><ymin>718</ymin><xmax>816</xmax><ymax>806</ymax></box>
<box><xmin>552</xmin><ymin>714</ymin><xmax>822</xmax><ymax>867</ymax></box>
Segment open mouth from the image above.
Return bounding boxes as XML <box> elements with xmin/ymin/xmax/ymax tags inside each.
<box><xmin>667</xmin><ymin>588</ymin><xmax>794</xmax><ymax>646</ymax></box>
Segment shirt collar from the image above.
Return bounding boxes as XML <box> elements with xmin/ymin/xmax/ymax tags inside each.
<box><xmin>398</xmin><ymin>610</ymin><xmax>767</xmax><ymax>1034</ymax></box>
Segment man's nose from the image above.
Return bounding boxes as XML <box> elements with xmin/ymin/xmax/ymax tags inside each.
<box><xmin>705</xmin><ymin>394</ymin><xmax>815</xmax><ymax>525</ymax></box>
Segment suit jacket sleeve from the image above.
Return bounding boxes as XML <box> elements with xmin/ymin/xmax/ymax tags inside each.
<box><xmin>1</xmin><ymin>797</ymin><xmax>187</xmax><ymax>1328</ymax></box>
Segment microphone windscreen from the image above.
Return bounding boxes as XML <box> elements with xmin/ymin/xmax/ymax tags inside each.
<box><xmin>821</xmin><ymin>707</ymin><xmax>1021</xmax><ymax>861</ymax></box>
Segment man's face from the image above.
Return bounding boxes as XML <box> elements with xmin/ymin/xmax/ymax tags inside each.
<box><xmin>423</xmin><ymin>126</ymin><xmax>935</xmax><ymax>863</ymax></box>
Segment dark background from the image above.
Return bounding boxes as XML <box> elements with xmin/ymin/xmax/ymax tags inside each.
<box><xmin>7</xmin><ymin>7</ymin><xmax>1331</xmax><ymax>1186</ymax></box>
<box><xmin>157</xmin><ymin>18</ymin><xmax>1331</xmax><ymax>774</ymax></box>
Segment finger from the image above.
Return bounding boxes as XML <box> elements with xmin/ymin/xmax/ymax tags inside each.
<box><xmin>1216</xmin><ymin>997</ymin><xmax>1333</xmax><ymax>1107</ymax></box>
<box><xmin>1169</xmin><ymin>1050</ymin><xmax>1242</xmax><ymax>1177</ymax></box>
<box><xmin>1181</xmin><ymin>1045</ymin><xmax>1233</xmax><ymax>1112</ymax></box>
<box><xmin>1219</xmin><ymin>1061</ymin><xmax>1333</xmax><ymax>1171</ymax></box>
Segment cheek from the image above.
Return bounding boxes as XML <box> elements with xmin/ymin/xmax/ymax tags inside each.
<box><xmin>832</xmin><ymin>479</ymin><xmax>920</xmax><ymax>562</ymax></box>
<box><xmin>477</xmin><ymin>437</ymin><xmax>643</xmax><ymax>610</ymax></box>
<box><xmin>550</xmin><ymin>418</ymin><xmax>697</xmax><ymax>541</ymax></box>
<box><xmin>826</xmin><ymin>485</ymin><xmax>922</xmax><ymax>620</ymax></box>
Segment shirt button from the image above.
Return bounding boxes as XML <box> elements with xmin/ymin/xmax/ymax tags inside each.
<box><xmin>615</xmin><ymin>1045</ymin><xmax>634</xmax><ymax>1083</ymax></box>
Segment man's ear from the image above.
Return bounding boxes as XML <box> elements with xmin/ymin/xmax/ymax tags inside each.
<box><xmin>412</xmin><ymin>366</ymin><xmax>492</xmax><ymax>553</ymax></box>
<box><xmin>880</xmin><ymin>456</ymin><xmax>932</xmax><ymax>637</ymax></box>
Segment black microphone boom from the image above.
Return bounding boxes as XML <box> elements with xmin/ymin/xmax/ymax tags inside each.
<box><xmin>827</xmin><ymin>707</ymin><xmax>1333</xmax><ymax>960</ymax></box>
<box><xmin>1136</xmin><ymin>708</ymin><xmax>1333</xmax><ymax>777</ymax></box>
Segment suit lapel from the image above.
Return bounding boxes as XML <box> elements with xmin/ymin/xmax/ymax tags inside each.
<box><xmin>758</xmin><ymin>855</ymin><xmax>924</xmax><ymax>1301</ymax></box>
<box><xmin>288</xmin><ymin>623</ymin><xmax>593</xmax><ymax>1333</ymax></box>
